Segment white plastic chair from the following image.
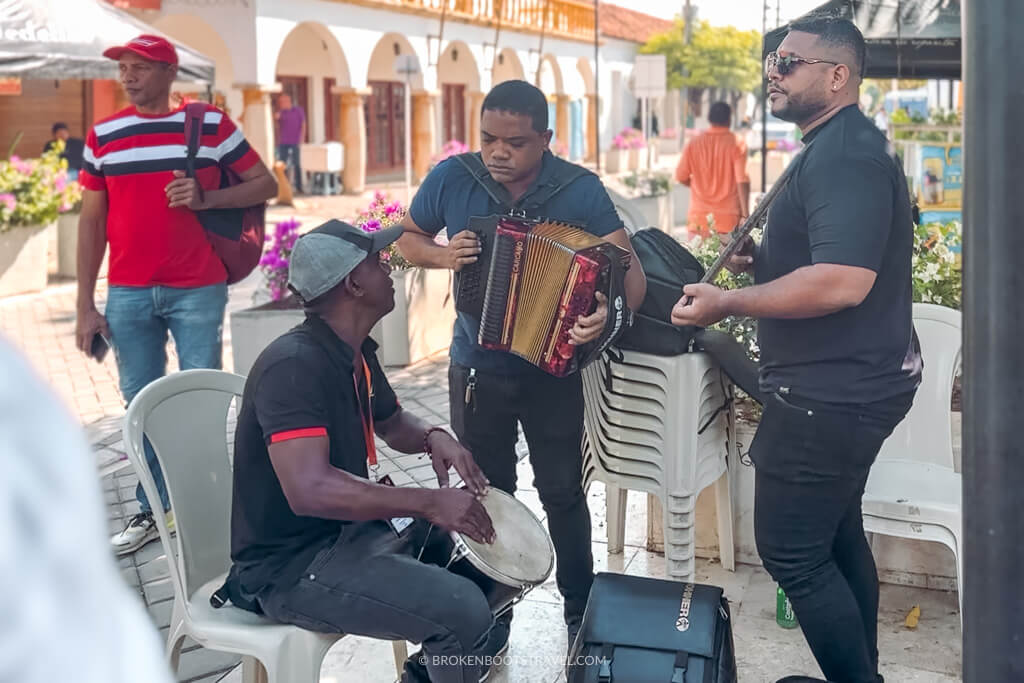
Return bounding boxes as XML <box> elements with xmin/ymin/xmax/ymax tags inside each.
<box><xmin>862</xmin><ymin>303</ymin><xmax>963</xmax><ymax>622</ymax></box>
<box><xmin>123</xmin><ymin>369</ymin><xmax>408</xmax><ymax>682</ymax></box>
<box><xmin>581</xmin><ymin>352</ymin><xmax>736</xmax><ymax>579</ymax></box>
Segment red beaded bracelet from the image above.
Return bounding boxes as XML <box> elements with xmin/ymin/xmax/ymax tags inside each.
<box><xmin>423</xmin><ymin>427</ymin><xmax>449</xmax><ymax>455</ymax></box>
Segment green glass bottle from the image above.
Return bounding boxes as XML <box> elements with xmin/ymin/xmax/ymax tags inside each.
<box><xmin>776</xmin><ymin>586</ymin><xmax>798</xmax><ymax>629</ymax></box>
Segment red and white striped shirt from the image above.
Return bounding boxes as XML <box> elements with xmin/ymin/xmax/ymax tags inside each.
<box><xmin>80</xmin><ymin>104</ymin><xmax>261</xmax><ymax>288</ymax></box>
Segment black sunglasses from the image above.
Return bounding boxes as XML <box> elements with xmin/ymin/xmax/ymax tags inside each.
<box><xmin>765</xmin><ymin>51</ymin><xmax>841</xmax><ymax>76</ymax></box>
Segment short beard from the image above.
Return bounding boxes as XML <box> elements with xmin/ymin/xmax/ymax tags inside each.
<box><xmin>771</xmin><ymin>90</ymin><xmax>828</xmax><ymax>124</ymax></box>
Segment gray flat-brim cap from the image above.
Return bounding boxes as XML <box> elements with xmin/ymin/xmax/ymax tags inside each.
<box><xmin>287</xmin><ymin>219</ymin><xmax>403</xmax><ymax>302</ymax></box>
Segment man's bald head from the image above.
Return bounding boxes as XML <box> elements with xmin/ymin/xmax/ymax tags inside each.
<box><xmin>788</xmin><ymin>15</ymin><xmax>866</xmax><ymax>82</ymax></box>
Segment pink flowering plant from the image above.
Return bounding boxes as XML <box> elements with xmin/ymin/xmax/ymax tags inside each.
<box><xmin>612</xmin><ymin>128</ymin><xmax>645</xmax><ymax>150</ymax></box>
<box><xmin>356</xmin><ymin>190</ymin><xmax>412</xmax><ymax>270</ymax></box>
<box><xmin>0</xmin><ymin>147</ymin><xmax>69</xmax><ymax>231</ymax></box>
<box><xmin>259</xmin><ymin>217</ymin><xmax>301</xmax><ymax>302</ymax></box>
<box><xmin>431</xmin><ymin>140</ymin><xmax>470</xmax><ymax>168</ymax></box>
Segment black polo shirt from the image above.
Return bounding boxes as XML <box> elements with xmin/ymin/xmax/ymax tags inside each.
<box><xmin>230</xmin><ymin>314</ymin><xmax>399</xmax><ymax>594</ymax></box>
<box><xmin>755</xmin><ymin>104</ymin><xmax>921</xmax><ymax>404</ymax></box>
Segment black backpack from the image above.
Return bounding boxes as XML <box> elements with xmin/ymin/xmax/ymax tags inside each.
<box><xmin>615</xmin><ymin>228</ymin><xmax>705</xmax><ymax>356</ymax></box>
<box><xmin>568</xmin><ymin>572</ymin><xmax>737</xmax><ymax>683</ymax></box>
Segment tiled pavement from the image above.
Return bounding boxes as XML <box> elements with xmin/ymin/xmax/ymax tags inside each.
<box><xmin>0</xmin><ymin>198</ymin><xmax>962</xmax><ymax>682</ymax></box>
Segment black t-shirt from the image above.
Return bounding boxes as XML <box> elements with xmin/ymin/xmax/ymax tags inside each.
<box><xmin>755</xmin><ymin>105</ymin><xmax>921</xmax><ymax>404</ymax></box>
<box><xmin>230</xmin><ymin>314</ymin><xmax>400</xmax><ymax>594</ymax></box>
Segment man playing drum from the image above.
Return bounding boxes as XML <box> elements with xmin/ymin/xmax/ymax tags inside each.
<box><xmin>397</xmin><ymin>80</ymin><xmax>647</xmax><ymax>653</ymax></box>
<box><xmin>229</xmin><ymin>220</ymin><xmax>507</xmax><ymax>683</ymax></box>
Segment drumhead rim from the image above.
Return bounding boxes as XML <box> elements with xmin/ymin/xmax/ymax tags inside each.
<box><xmin>452</xmin><ymin>488</ymin><xmax>555</xmax><ymax>586</ymax></box>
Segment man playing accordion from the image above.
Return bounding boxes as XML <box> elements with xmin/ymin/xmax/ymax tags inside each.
<box><xmin>398</xmin><ymin>80</ymin><xmax>647</xmax><ymax>657</ymax></box>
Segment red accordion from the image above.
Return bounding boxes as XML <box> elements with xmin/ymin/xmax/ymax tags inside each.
<box><xmin>455</xmin><ymin>215</ymin><xmax>630</xmax><ymax>377</ymax></box>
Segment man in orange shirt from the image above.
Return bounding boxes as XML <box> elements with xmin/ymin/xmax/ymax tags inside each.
<box><xmin>675</xmin><ymin>102</ymin><xmax>750</xmax><ymax>238</ymax></box>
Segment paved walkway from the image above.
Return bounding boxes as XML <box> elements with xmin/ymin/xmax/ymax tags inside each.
<box><xmin>0</xmin><ymin>192</ymin><xmax>963</xmax><ymax>682</ymax></box>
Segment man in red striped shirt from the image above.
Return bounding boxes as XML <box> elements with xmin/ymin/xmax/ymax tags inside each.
<box><xmin>74</xmin><ymin>35</ymin><xmax>277</xmax><ymax>555</ymax></box>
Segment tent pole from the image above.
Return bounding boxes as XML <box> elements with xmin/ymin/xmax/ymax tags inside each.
<box><xmin>964</xmin><ymin>0</ymin><xmax>1024</xmax><ymax>678</ymax></box>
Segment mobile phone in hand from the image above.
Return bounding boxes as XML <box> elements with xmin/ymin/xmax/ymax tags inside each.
<box><xmin>90</xmin><ymin>332</ymin><xmax>111</xmax><ymax>363</ymax></box>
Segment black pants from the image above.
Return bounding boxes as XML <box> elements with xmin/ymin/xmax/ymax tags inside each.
<box><xmin>259</xmin><ymin>520</ymin><xmax>493</xmax><ymax>683</ymax></box>
<box><xmin>751</xmin><ymin>391</ymin><xmax>914</xmax><ymax>683</ymax></box>
<box><xmin>449</xmin><ymin>362</ymin><xmax>594</xmax><ymax>623</ymax></box>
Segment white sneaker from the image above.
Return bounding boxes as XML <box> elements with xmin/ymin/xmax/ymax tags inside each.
<box><xmin>111</xmin><ymin>512</ymin><xmax>158</xmax><ymax>556</ymax></box>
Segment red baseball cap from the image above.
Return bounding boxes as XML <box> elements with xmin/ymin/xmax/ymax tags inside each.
<box><xmin>103</xmin><ymin>34</ymin><xmax>179</xmax><ymax>65</ymax></box>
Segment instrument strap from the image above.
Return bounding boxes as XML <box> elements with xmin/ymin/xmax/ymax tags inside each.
<box><xmin>352</xmin><ymin>358</ymin><xmax>377</xmax><ymax>470</ymax></box>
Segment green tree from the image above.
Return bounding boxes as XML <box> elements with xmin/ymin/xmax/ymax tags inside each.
<box><xmin>640</xmin><ymin>20</ymin><xmax>762</xmax><ymax>95</ymax></box>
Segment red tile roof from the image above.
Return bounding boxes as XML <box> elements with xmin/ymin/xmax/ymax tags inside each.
<box><xmin>600</xmin><ymin>3</ymin><xmax>675</xmax><ymax>44</ymax></box>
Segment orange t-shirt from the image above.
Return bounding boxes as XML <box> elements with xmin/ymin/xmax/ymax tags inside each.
<box><xmin>675</xmin><ymin>127</ymin><xmax>749</xmax><ymax>234</ymax></box>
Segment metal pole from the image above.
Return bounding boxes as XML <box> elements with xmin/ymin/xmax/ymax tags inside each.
<box><xmin>761</xmin><ymin>0</ymin><xmax>768</xmax><ymax>193</ymax></box>
<box><xmin>964</xmin><ymin>0</ymin><xmax>1024</xmax><ymax>680</ymax></box>
<box><xmin>680</xmin><ymin>0</ymin><xmax>693</xmax><ymax>141</ymax></box>
<box><xmin>404</xmin><ymin>72</ymin><xmax>412</xmax><ymax>206</ymax></box>
<box><xmin>594</xmin><ymin>0</ymin><xmax>601</xmax><ymax>174</ymax></box>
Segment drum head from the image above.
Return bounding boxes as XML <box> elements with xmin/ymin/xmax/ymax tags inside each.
<box><xmin>457</xmin><ymin>488</ymin><xmax>554</xmax><ymax>586</ymax></box>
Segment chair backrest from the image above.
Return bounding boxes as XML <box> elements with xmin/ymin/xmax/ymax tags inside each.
<box><xmin>123</xmin><ymin>369</ymin><xmax>246</xmax><ymax>603</ymax></box>
<box><xmin>875</xmin><ymin>303</ymin><xmax>962</xmax><ymax>470</ymax></box>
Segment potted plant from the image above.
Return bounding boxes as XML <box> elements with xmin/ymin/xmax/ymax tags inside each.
<box><xmin>228</xmin><ymin>217</ymin><xmax>305</xmax><ymax>375</ymax></box>
<box><xmin>620</xmin><ymin>169</ymin><xmax>674</xmax><ymax>232</ymax></box>
<box><xmin>54</xmin><ymin>170</ymin><xmax>107</xmax><ymax>279</ymax></box>
<box><xmin>0</xmin><ymin>149</ymin><xmax>65</xmax><ymax>297</ymax></box>
<box><xmin>229</xmin><ymin>192</ymin><xmax>457</xmax><ymax>375</ymax></box>
<box><xmin>656</xmin><ymin>128</ymin><xmax>681</xmax><ymax>155</ymax></box>
<box><xmin>431</xmin><ymin>140</ymin><xmax>469</xmax><ymax>170</ymax></box>
<box><xmin>605</xmin><ymin>129</ymin><xmax>639</xmax><ymax>174</ymax></box>
<box><xmin>361</xmin><ymin>193</ymin><xmax>457</xmax><ymax>367</ymax></box>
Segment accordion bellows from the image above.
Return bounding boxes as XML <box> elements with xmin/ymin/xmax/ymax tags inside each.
<box><xmin>457</xmin><ymin>215</ymin><xmax>629</xmax><ymax>377</ymax></box>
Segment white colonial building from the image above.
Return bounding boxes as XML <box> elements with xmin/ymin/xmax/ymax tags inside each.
<box><xmin>120</xmin><ymin>0</ymin><xmax>674</xmax><ymax>193</ymax></box>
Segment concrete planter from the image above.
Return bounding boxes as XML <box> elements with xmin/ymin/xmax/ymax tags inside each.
<box><xmin>228</xmin><ymin>301</ymin><xmax>306</xmax><ymax>376</ymax></box>
<box><xmin>377</xmin><ymin>267</ymin><xmax>456</xmax><ymax>367</ymax></box>
<box><xmin>629</xmin><ymin>145</ymin><xmax>649</xmax><ymax>170</ymax></box>
<box><xmin>56</xmin><ymin>211</ymin><xmax>109</xmax><ymax>279</ymax></box>
<box><xmin>671</xmin><ymin>184</ymin><xmax>691</xmax><ymax>227</ymax></box>
<box><xmin>0</xmin><ymin>222</ymin><xmax>51</xmax><ymax>297</ymax></box>
<box><xmin>629</xmin><ymin>193</ymin><xmax>674</xmax><ymax>233</ymax></box>
<box><xmin>692</xmin><ymin>415</ymin><xmax>959</xmax><ymax>591</ymax></box>
<box><xmin>655</xmin><ymin>137</ymin><xmax>681</xmax><ymax>156</ymax></box>
<box><xmin>604</xmin><ymin>148</ymin><xmax>628</xmax><ymax>174</ymax></box>
<box><xmin>229</xmin><ymin>267</ymin><xmax>456</xmax><ymax>376</ymax></box>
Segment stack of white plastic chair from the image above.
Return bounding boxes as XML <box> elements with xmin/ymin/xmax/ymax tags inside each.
<box><xmin>582</xmin><ymin>349</ymin><xmax>736</xmax><ymax>581</ymax></box>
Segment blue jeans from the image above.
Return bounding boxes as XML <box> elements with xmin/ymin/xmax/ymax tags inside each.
<box><xmin>105</xmin><ymin>283</ymin><xmax>228</xmax><ymax>514</ymax></box>
<box><xmin>276</xmin><ymin>143</ymin><xmax>302</xmax><ymax>192</ymax></box>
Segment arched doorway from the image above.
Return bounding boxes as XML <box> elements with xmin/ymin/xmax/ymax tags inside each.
<box><xmin>274</xmin><ymin>22</ymin><xmax>351</xmax><ymax>144</ymax></box>
<box><xmin>365</xmin><ymin>34</ymin><xmax>424</xmax><ymax>174</ymax></box>
<box><xmin>536</xmin><ymin>55</ymin><xmax>564</xmax><ymax>150</ymax></box>
<box><xmin>492</xmin><ymin>48</ymin><xmax>525</xmax><ymax>86</ymax></box>
<box><xmin>437</xmin><ymin>41</ymin><xmax>481</xmax><ymax>146</ymax></box>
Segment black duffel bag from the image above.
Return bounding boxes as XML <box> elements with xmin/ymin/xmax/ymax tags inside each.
<box><xmin>568</xmin><ymin>572</ymin><xmax>737</xmax><ymax>683</ymax></box>
<box><xmin>615</xmin><ymin>229</ymin><xmax>705</xmax><ymax>356</ymax></box>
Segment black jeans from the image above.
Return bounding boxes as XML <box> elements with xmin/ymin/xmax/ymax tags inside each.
<box><xmin>449</xmin><ymin>362</ymin><xmax>594</xmax><ymax>623</ymax></box>
<box><xmin>259</xmin><ymin>519</ymin><xmax>493</xmax><ymax>683</ymax></box>
<box><xmin>751</xmin><ymin>391</ymin><xmax>914</xmax><ymax>683</ymax></box>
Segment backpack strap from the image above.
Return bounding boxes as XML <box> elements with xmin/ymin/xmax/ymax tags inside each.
<box><xmin>516</xmin><ymin>155</ymin><xmax>592</xmax><ymax>213</ymax></box>
<box><xmin>453</xmin><ymin>152</ymin><xmax>515</xmax><ymax>208</ymax></box>
<box><xmin>183</xmin><ymin>102</ymin><xmax>207</xmax><ymax>203</ymax></box>
<box><xmin>454</xmin><ymin>151</ymin><xmax>593</xmax><ymax>214</ymax></box>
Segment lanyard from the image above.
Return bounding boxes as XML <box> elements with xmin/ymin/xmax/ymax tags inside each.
<box><xmin>352</xmin><ymin>357</ymin><xmax>377</xmax><ymax>470</ymax></box>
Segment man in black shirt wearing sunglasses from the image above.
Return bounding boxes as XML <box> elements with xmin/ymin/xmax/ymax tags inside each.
<box><xmin>671</xmin><ymin>16</ymin><xmax>920</xmax><ymax>683</ymax></box>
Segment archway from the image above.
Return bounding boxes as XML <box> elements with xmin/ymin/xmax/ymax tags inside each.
<box><xmin>366</xmin><ymin>34</ymin><xmax>426</xmax><ymax>175</ymax></box>
<box><xmin>153</xmin><ymin>14</ymin><xmax>238</xmax><ymax>120</ymax></box>
<box><xmin>437</xmin><ymin>41</ymin><xmax>481</xmax><ymax>146</ymax></box>
<box><xmin>274</xmin><ymin>22</ymin><xmax>351</xmax><ymax>145</ymax></box>
<box><xmin>492</xmin><ymin>48</ymin><xmax>525</xmax><ymax>86</ymax></box>
<box><xmin>574</xmin><ymin>57</ymin><xmax>597</xmax><ymax>162</ymax></box>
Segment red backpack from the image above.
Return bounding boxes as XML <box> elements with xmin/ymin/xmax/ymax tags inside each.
<box><xmin>183</xmin><ymin>102</ymin><xmax>266</xmax><ymax>285</ymax></box>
